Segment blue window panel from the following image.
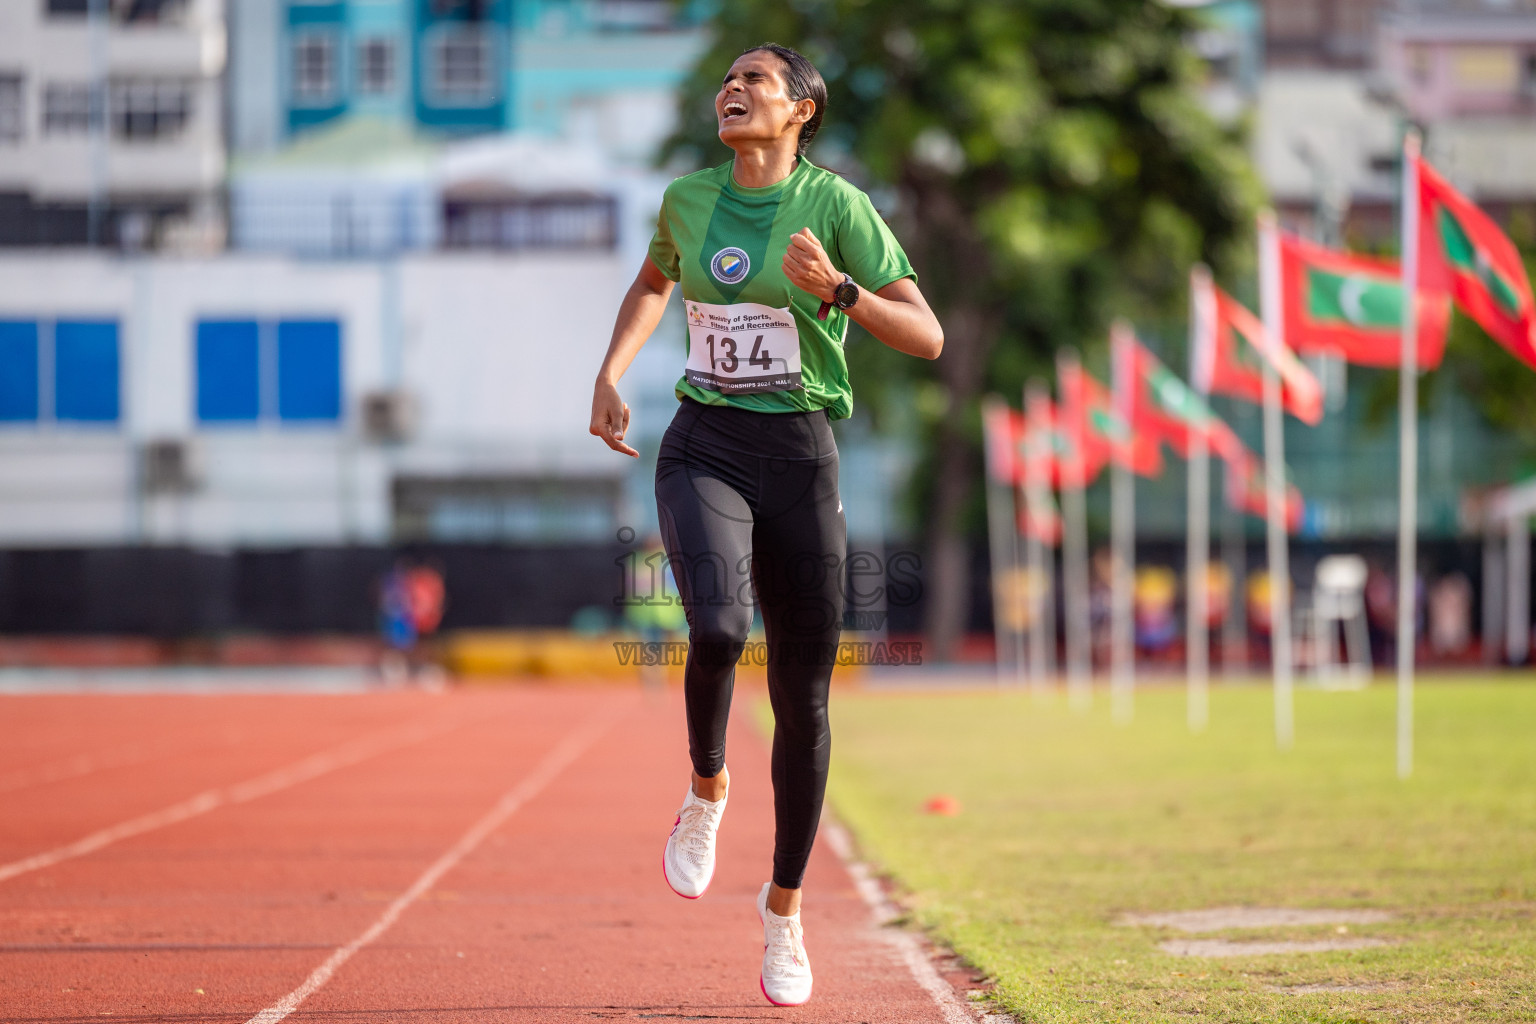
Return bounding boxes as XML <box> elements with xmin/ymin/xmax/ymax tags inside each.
<box><xmin>277</xmin><ymin>319</ymin><xmax>341</xmax><ymax>422</ymax></box>
<box><xmin>412</xmin><ymin>0</ymin><xmax>510</xmax><ymax>131</ymax></box>
<box><xmin>54</xmin><ymin>320</ymin><xmax>119</xmax><ymax>423</ymax></box>
<box><xmin>196</xmin><ymin>320</ymin><xmax>261</xmax><ymax>422</ymax></box>
<box><xmin>285</xmin><ymin>1</ymin><xmax>344</xmax><ymax>27</ymax></box>
<box><xmin>0</xmin><ymin>321</ymin><xmax>39</xmax><ymax>421</ymax></box>
<box><xmin>285</xmin><ymin>5</ymin><xmax>348</xmax><ymax>133</ymax></box>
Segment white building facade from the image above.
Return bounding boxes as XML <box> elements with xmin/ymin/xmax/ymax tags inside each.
<box><xmin>0</xmin><ymin>0</ymin><xmax>720</xmax><ymax>557</ymax></box>
<box><xmin>0</xmin><ymin>0</ymin><xmax>226</xmax><ymax>250</ymax></box>
<box><xmin>0</xmin><ymin>249</ymin><xmax>669</xmax><ymax>548</ymax></box>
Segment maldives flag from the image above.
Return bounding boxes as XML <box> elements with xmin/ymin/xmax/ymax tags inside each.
<box><xmin>1118</xmin><ymin>329</ymin><xmax>1245</xmax><ymax>461</ymax></box>
<box><xmin>1191</xmin><ymin>266</ymin><xmax>1323</xmax><ymax>425</ymax></box>
<box><xmin>1016</xmin><ymin>498</ymin><xmax>1062</xmax><ymax>544</ymax></box>
<box><xmin>1023</xmin><ymin>395</ymin><xmax>1068</xmax><ymax>488</ymax></box>
<box><xmin>1225</xmin><ymin>450</ymin><xmax>1304</xmax><ymax>533</ymax></box>
<box><xmin>1279</xmin><ymin>231</ymin><xmax>1450</xmax><ymax>369</ymax></box>
<box><xmin>1020</xmin><ymin>393</ymin><xmax>1064</xmax><ymax>544</ymax></box>
<box><xmin>981</xmin><ymin>400</ymin><xmax>1025</xmax><ymax>485</ymax></box>
<box><xmin>1018</xmin><ymin>450</ymin><xmax>1063</xmax><ymax>545</ymax></box>
<box><xmin>1057</xmin><ymin>357</ymin><xmax>1161</xmax><ymax>480</ymax></box>
<box><xmin>1415</xmin><ymin>155</ymin><xmax>1536</xmax><ymax>369</ymax></box>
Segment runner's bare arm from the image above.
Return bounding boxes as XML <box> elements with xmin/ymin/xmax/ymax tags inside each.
<box><xmin>782</xmin><ymin>227</ymin><xmax>943</xmax><ymax>360</ymax></box>
<box><xmin>592</xmin><ymin>258</ymin><xmax>675</xmax><ymax>458</ymax></box>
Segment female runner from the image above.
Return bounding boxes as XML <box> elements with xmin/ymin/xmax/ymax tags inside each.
<box><xmin>589</xmin><ymin>42</ymin><xmax>942</xmax><ymax>1006</ymax></box>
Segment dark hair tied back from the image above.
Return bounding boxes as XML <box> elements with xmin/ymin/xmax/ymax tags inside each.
<box><xmin>744</xmin><ymin>43</ymin><xmax>826</xmax><ymax>157</ymax></box>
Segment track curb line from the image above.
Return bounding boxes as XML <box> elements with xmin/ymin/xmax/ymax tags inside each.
<box><xmin>821</xmin><ymin>815</ymin><xmax>1017</xmax><ymax>1024</ymax></box>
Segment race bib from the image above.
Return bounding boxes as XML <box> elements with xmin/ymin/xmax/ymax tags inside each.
<box><xmin>683</xmin><ymin>300</ymin><xmax>802</xmax><ymax>394</ymax></box>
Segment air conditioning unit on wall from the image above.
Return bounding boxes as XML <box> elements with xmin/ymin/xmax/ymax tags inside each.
<box><xmin>361</xmin><ymin>390</ymin><xmax>420</xmax><ymax>444</ymax></box>
<box><xmin>141</xmin><ymin>438</ymin><xmax>204</xmax><ymax>493</ymax></box>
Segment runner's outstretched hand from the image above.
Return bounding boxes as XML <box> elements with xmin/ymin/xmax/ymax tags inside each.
<box><xmin>591</xmin><ymin>379</ymin><xmax>638</xmax><ymax>458</ymax></box>
<box><xmin>783</xmin><ymin>227</ymin><xmax>841</xmax><ymax>302</ymax></box>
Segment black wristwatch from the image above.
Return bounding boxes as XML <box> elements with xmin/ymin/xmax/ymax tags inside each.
<box><xmin>816</xmin><ymin>274</ymin><xmax>860</xmax><ymax>321</ymax></box>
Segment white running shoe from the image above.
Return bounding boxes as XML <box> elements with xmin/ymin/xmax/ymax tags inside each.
<box><xmin>756</xmin><ymin>882</ymin><xmax>813</xmax><ymax>1006</ymax></box>
<box><xmin>662</xmin><ymin>785</ymin><xmax>726</xmax><ymax>899</ymax></box>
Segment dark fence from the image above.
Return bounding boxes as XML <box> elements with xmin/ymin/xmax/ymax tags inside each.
<box><xmin>0</xmin><ymin>541</ymin><xmax>937</xmax><ymax>637</ymax></box>
<box><xmin>0</xmin><ymin>538</ymin><xmax>1501</xmax><ymax>645</ymax></box>
<box><xmin>0</xmin><ymin>544</ymin><xmax>629</xmax><ymax>635</ymax></box>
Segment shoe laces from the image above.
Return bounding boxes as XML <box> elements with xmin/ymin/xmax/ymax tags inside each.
<box><xmin>764</xmin><ymin>914</ymin><xmax>807</xmax><ymax>972</ymax></box>
<box><xmin>673</xmin><ymin>798</ymin><xmax>719</xmax><ymax>868</ymax></box>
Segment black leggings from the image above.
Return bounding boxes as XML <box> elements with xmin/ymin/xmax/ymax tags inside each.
<box><xmin>654</xmin><ymin>397</ymin><xmax>845</xmax><ymax>891</ymax></box>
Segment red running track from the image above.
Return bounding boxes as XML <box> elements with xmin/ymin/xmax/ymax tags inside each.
<box><xmin>0</xmin><ymin>686</ymin><xmax>964</xmax><ymax>1022</ymax></box>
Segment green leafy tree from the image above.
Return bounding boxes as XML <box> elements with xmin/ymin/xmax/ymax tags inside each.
<box><xmin>663</xmin><ymin>0</ymin><xmax>1262</xmax><ymax>658</ymax></box>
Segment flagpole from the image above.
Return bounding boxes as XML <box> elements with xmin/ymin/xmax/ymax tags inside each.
<box><xmin>1507</xmin><ymin>514</ymin><xmax>1529</xmax><ymax>665</ymax></box>
<box><xmin>1038</xmin><ymin>384</ymin><xmax>1059</xmax><ymax>685</ymax></box>
<box><xmin>1013</xmin><ymin>502</ymin><xmax>1028</xmax><ymax>689</ymax></box>
<box><xmin>1058</xmin><ymin>350</ymin><xmax>1093</xmax><ymax>712</ymax></box>
<box><xmin>1043</xmin><ymin>539</ymin><xmax>1059</xmax><ymax>682</ymax></box>
<box><xmin>1187</xmin><ymin>267</ymin><xmax>1212</xmax><ymax>733</ymax></box>
<box><xmin>1481</xmin><ymin>519</ymin><xmax>1503</xmax><ymax>666</ymax></box>
<box><xmin>1221</xmin><ymin>451</ymin><xmax>1249</xmax><ymax>674</ymax></box>
<box><xmin>1042</xmin><ymin>506</ymin><xmax>1059</xmax><ymax>683</ymax></box>
<box><xmin>1257</xmin><ymin>211</ymin><xmax>1295</xmax><ymax>750</ymax></box>
<box><xmin>982</xmin><ymin>396</ymin><xmax>1017</xmax><ymax>688</ymax></box>
<box><xmin>1013</xmin><ymin>512</ymin><xmax>1026</xmax><ymax>687</ymax></box>
<box><xmin>1111</xmin><ymin>321</ymin><xmax>1136</xmax><ymax>725</ymax></box>
<box><xmin>1025</xmin><ymin>382</ymin><xmax>1050</xmax><ymax>696</ymax></box>
<box><xmin>1396</xmin><ymin>130</ymin><xmax>1422</xmax><ymax>779</ymax></box>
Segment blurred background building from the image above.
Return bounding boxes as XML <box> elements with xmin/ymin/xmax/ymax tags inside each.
<box><xmin>0</xmin><ymin>0</ymin><xmax>718</xmax><ymax>638</ymax></box>
<box><xmin>0</xmin><ymin>0</ymin><xmax>1533</xmax><ymax>650</ymax></box>
<box><xmin>0</xmin><ymin>0</ymin><xmax>226</xmax><ymax>250</ymax></box>
<box><xmin>1153</xmin><ymin>0</ymin><xmax>1536</xmax><ymax>542</ymax></box>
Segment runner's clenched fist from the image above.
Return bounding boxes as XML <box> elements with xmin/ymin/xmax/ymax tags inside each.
<box><xmin>782</xmin><ymin>227</ymin><xmax>842</xmax><ymax>303</ymax></box>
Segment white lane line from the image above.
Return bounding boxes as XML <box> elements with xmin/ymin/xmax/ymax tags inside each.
<box><xmin>0</xmin><ymin>716</ymin><xmax>463</xmax><ymax>885</ymax></box>
<box><xmin>821</xmin><ymin>816</ymin><xmax>1011</xmax><ymax>1024</ymax></box>
<box><xmin>243</xmin><ymin>697</ymin><xmax>631</xmax><ymax>1024</ymax></box>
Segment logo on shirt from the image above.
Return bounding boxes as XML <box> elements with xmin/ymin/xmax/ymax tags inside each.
<box><xmin>710</xmin><ymin>247</ymin><xmax>750</xmax><ymax>285</ymax></box>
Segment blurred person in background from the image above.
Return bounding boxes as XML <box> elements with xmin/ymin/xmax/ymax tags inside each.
<box><xmin>1365</xmin><ymin>562</ymin><xmax>1395</xmax><ymax>666</ymax></box>
<box><xmin>1247</xmin><ymin>569</ymin><xmax>1273</xmax><ymax>663</ymax></box>
<box><xmin>994</xmin><ymin>563</ymin><xmax>1031</xmax><ymax>640</ymax></box>
<box><xmin>1134</xmin><ymin>566</ymin><xmax>1178</xmax><ymax>657</ymax></box>
<box><xmin>1414</xmin><ymin>572</ymin><xmax>1428</xmax><ymax>661</ymax></box>
<box><xmin>1202</xmin><ymin>562</ymin><xmax>1230</xmax><ymax>664</ymax></box>
<box><xmin>378</xmin><ymin>560</ymin><xmax>416</xmax><ymax>685</ymax></box>
<box><xmin>1363</xmin><ymin>565</ymin><xmax>1425</xmax><ymax>665</ymax></box>
<box><xmin>1090</xmin><ymin>546</ymin><xmax>1115</xmax><ymax>666</ymax></box>
<box><xmin>1428</xmin><ymin>571</ymin><xmax>1472</xmax><ymax>659</ymax></box>
<box><xmin>377</xmin><ymin>559</ymin><xmax>446</xmax><ymax>686</ymax></box>
<box><xmin>406</xmin><ymin>561</ymin><xmax>447</xmax><ymax>687</ymax></box>
<box><xmin>1204</xmin><ymin>562</ymin><xmax>1231</xmax><ymax>632</ymax></box>
<box><xmin>588</xmin><ymin>42</ymin><xmax>942</xmax><ymax>1006</ymax></box>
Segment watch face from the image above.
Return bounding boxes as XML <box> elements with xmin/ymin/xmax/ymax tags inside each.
<box><xmin>834</xmin><ymin>281</ymin><xmax>859</xmax><ymax>308</ymax></box>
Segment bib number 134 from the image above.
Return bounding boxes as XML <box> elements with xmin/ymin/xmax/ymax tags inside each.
<box><xmin>705</xmin><ymin>333</ymin><xmax>777</xmax><ymax>374</ymax></box>
<box><xmin>685</xmin><ymin>300</ymin><xmax>803</xmax><ymax>394</ymax></box>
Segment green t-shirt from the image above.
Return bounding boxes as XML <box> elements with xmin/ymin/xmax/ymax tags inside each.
<box><xmin>647</xmin><ymin>157</ymin><xmax>915</xmax><ymax>421</ymax></box>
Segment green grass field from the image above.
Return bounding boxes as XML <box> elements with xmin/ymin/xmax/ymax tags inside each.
<box><xmin>814</xmin><ymin>677</ymin><xmax>1536</xmax><ymax>1023</ymax></box>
